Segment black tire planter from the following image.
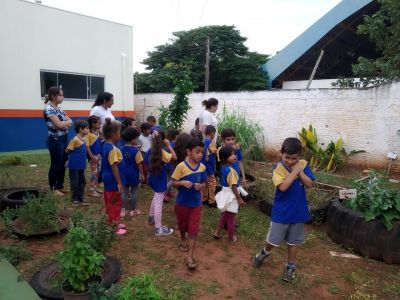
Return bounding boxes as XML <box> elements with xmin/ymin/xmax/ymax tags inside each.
<box><xmin>30</xmin><ymin>256</ymin><xmax>123</xmax><ymax>300</ymax></box>
<box><xmin>12</xmin><ymin>210</ymin><xmax>71</xmax><ymax>237</ymax></box>
<box><xmin>0</xmin><ymin>188</ymin><xmax>41</xmax><ymax>209</ymax></box>
<box><xmin>215</xmin><ymin>174</ymin><xmax>256</xmax><ymax>197</ymax></box>
<box><xmin>326</xmin><ymin>199</ymin><xmax>400</xmax><ymax>264</ymax></box>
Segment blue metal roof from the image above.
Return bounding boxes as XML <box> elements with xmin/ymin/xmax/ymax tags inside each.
<box><xmin>262</xmin><ymin>0</ymin><xmax>375</xmax><ymax>86</ymax></box>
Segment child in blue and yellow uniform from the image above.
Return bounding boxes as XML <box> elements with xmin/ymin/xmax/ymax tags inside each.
<box><xmin>121</xmin><ymin>127</ymin><xmax>144</xmax><ymax>218</ymax></box>
<box><xmin>201</xmin><ymin>125</ymin><xmax>218</xmax><ymax>207</ymax></box>
<box><xmin>66</xmin><ymin>120</ymin><xmax>90</xmax><ymax>206</ymax></box>
<box><xmin>213</xmin><ymin>145</ymin><xmax>245</xmax><ymax>242</ymax></box>
<box><xmin>144</xmin><ymin>131</ymin><xmax>177</xmax><ymax>236</ymax></box>
<box><xmin>101</xmin><ymin>119</ymin><xmax>126</xmax><ymax>235</ymax></box>
<box><xmin>86</xmin><ymin>115</ymin><xmax>103</xmax><ymax>197</ymax></box>
<box><xmin>253</xmin><ymin>138</ymin><xmax>315</xmax><ymax>283</ymax></box>
<box><xmin>172</xmin><ymin>138</ymin><xmax>207</xmax><ymax>271</ymax></box>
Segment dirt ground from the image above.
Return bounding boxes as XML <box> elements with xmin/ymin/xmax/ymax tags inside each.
<box><xmin>1</xmin><ymin>153</ymin><xmax>400</xmax><ymax>299</ymax></box>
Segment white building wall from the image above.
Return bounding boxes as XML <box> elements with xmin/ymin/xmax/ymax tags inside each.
<box><xmin>135</xmin><ymin>82</ymin><xmax>400</xmax><ymax>172</ymax></box>
<box><xmin>0</xmin><ymin>0</ymin><xmax>133</xmax><ymax>112</ymax></box>
<box><xmin>282</xmin><ymin>79</ymin><xmax>337</xmax><ymax>89</ymax></box>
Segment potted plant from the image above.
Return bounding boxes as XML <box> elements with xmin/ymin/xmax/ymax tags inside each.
<box><xmin>57</xmin><ymin>226</ymin><xmax>105</xmax><ymax>300</ymax></box>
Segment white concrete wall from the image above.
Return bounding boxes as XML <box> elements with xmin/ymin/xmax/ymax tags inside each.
<box><xmin>135</xmin><ymin>82</ymin><xmax>400</xmax><ymax>171</ymax></box>
<box><xmin>283</xmin><ymin>79</ymin><xmax>336</xmax><ymax>89</ymax></box>
<box><xmin>0</xmin><ymin>0</ymin><xmax>133</xmax><ymax>112</ymax></box>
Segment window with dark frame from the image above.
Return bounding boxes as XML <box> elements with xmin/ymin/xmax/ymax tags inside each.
<box><xmin>40</xmin><ymin>70</ymin><xmax>105</xmax><ymax>100</ymax></box>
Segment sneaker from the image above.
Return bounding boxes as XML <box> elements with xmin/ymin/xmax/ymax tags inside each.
<box><xmin>72</xmin><ymin>201</ymin><xmax>80</xmax><ymax>207</ymax></box>
<box><xmin>118</xmin><ymin>223</ymin><xmax>126</xmax><ymax>229</ymax></box>
<box><xmin>130</xmin><ymin>209</ymin><xmax>141</xmax><ymax>217</ymax></box>
<box><xmin>80</xmin><ymin>201</ymin><xmax>89</xmax><ymax>206</ymax></box>
<box><xmin>89</xmin><ymin>190</ymin><xmax>101</xmax><ymax>197</ymax></box>
<box><xmin>252</xmin><ymin>249</ymin><xmax>270</xmax><ymax>268</ymax></box>
<box><xmin>148</xmin><ymin>216</ymin><xmax>155</xmax><ymax>225</ymax></box>
<box><xmin>121</xmin><ymin>208</ymin><xmax>126</xmax><ymax>218</ymax></box>
<box><xmin>155</xmin><ymin>226</ymin><xmax>174</xmax><ymax>236</ymax></box>
<box><xmin>282</xmin><ymin>267</ymin><xmax>295</xmax><ymax>283</ymax></box>
<box><xmin>115</xmin><ymin>228</ymin><xmax>127</xmax><ymax>236</ymax></box>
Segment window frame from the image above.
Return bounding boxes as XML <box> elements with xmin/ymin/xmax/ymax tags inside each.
<box><xmin>40</xmin><ymin>69</ymin><xmax>105</xmax><ymax>101</ymax></box>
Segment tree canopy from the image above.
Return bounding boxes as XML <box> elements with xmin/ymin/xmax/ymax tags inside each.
<box><xmin>333</xmin><ymin>0</ymin><xmax>400</xmax><ymax>88</ymax></box>
<box><xmin>135</xmin><ymin>25</ymin><xmax>269</xmax><ymax>93</ymax></box>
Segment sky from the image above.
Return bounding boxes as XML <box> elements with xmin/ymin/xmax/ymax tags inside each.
<box><xmin>37</xmin><ymin>0</ymin><xmax>342</xmax><ymax>72</ymax></box>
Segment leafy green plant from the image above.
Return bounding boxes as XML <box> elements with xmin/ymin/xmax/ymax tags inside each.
<box><xmin>299</xmin><ymin>125</ymin><xmax>365</xmax><ymax>172</ymax></box>
<box><xmin>344</xmin><ymin>171</ymin><xmax>400</xmax><ymax>230</ymax></box>
<box><xmin>218</xmin><ymin>105</ymin><xmax>265</xmax><ymax>161</ymax></box>
<box><xmin>57</xmin><ymin>226</ymin><xmax>105</xmax><ymax>293</ymax></box>
<box><xmin>0</xmin><ymin>207</ymin><xmax>19</xmax><ymax>235</ymax></box>
<box><xmin>117</xmin><ymin>274</ymin><xmax>163</xmax><ymax>300</ymax></box>
<box><xmin>0</xmin><ymin>242</ymin><xmax>32</xmax><ymax>267</ymax></box>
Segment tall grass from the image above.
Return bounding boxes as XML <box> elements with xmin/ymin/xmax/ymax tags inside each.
<box><xmin>218</xmin><ymin>105</ymin><xmax>265</xmax><ymax>161</ymax></box>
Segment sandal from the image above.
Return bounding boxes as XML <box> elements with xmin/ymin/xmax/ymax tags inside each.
<box><xmin>179</xmin><ymin>243</ymin><xmax>189</xmax><ymax>252</ymax></box>
<box><xmin>186</xmin><ymin>259</ymin><xmax>197</xmax><ymax>271</ymax></box>
<box><xmin>212</xmin><ymin>232</ymin><xmax>222</xmax><ymax>240</ymax></box>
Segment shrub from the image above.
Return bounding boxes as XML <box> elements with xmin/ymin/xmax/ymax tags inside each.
<box><xmin>0</xmin><ymin>155</ymin><xmax>23</xmax><ymax>166</ymax></box>
<box><xmin>0</xmin><ymin>243</ymin><xmax>32</xmax><ymax>267</ymax></box>
<box><xmin>218</xmin><ymin>105</ymin><xmax>265</xmax><ymax>161</ymax></box>
<box><xmin>345</xmin><ymin>171</ymin><xmax>400</xmax><ymax>230</ymax></box>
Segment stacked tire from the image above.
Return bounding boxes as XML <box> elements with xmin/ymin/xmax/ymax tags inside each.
<box><xmin>326</xmin><ymin>199</ymin><xmax>400</xmax><ymax>264</ymax></box>
<box><xmin>0</xmin><ymin>188</ymin><xmax>41</xmax><ymax>210</ymax></box>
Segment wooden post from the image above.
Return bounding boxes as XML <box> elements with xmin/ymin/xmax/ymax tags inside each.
<box><xmin>306</xmin><ymin>50</ymin><xmax>324</xmax><ymax>89</ymax></box>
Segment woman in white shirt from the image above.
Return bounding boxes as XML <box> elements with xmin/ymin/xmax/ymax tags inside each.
<box><xmin>199</xmin><ymin>98</ymin><xmax>219</xmax><ymax>136</ymax></box>
<box><xmin>90</xmin><ymin>92</ymin><xmax>116</xmax><ymax>125</ymax></box>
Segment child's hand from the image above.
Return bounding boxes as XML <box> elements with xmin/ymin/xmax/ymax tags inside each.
<box><xmin>194</xmin><ymin>183</ymin><xmax>202</xmax><ymax>191</ymax></box>
<box><xmin>91</xmin><ymin>156</ymin><xmax>98</xmax><ymax>163</ymax></box>
<box><xmin>292</xmin><ymin>162</ymin><xmax>304</xmax><ymax>174</ymax></box>
<box><xmin>180</xmin><ymin>180</ymin><xmax>193</xmax><ymax>189</ymax></box>
<box><xmin>118</xmin><ymin>184</ymin><xmax>123</xmax><ymax>193</ymax></box>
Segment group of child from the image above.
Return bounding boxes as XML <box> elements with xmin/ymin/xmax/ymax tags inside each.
<box><xmin>65</xmin><ymin>111</ymin><xmax>315</xmax><ymax>281</ymax></box>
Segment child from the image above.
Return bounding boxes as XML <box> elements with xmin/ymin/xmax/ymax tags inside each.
<box><xmin>252</xmin><ymin>138</ymin><xmax>314</xmax><ymax>282</ymax></box>
<box><xmin>147</xmin><ymin>115</ymin><xmax>162</xmax><ymax>132</ymax></box>
<box><xmin>219</xmin><ymin>128</ymin><xmax>246</xmax><ymax>187</ymax></box>
<box><xmin>213</xmin><ymin>146</ymin><xmax>245</xmax><ymax>241</ymax></box>
<box><xmin>121</xmin><ymin>117</ymin><xmax>136</xmax><ymax>131</ymax></box>
<box><xmin>101</xmin><ymin>119</ymin><xmax>126</xmax><ymax>235</ymax></box>
<box><xmin>121</xmin><ymin>128</ymin><xmax>144</xmax><ymax>218</ymax></box>
<box><xmin>201</xmin><ymin>125</ymin><xmax>218</xmax><ymax>207</ymax></box>
<box><xmin>86</xmin><ymin>115</ymin><xmax>103</xmax><ymax>197</ymax></box>
<box><xmin>138</xmin><ymin>122</ymin><xmax>152</xmax><ymax>183</ymax></box>
<box><xmin>164</xmin><ymin>129</ymin><xmax>180</xmax><ymax>202</ymax></box>
<box><xmin>190</xmin><ymin>118</ymin><xmax>200</xmax><ymax>136</ymax></box>
<box><xmin>145</xmin><ymin>131</ymin><xmax>177</xmax><ymax>236</ymax></box>
<box><xmin>166</xmin><ymin>129</ymin><xmax>180</xmax><ymax>150</ymax></box>
<box><xmin>172</xmin><ymin>138</ymin><xmax>207</xmax><ymax>271</ymax></box>
<box><xmin>66</xmin><ymin>120</ymin><xmax>90</xmax><ymax>206</ymax></box>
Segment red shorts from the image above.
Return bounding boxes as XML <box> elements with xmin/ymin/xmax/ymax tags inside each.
<box><xmin>104</xmin><ymin>191</ymin><xmax>122</xmax><ymax>225</ymax></box>
<box><xmin>174</xmin><ymin>204</ymin><xmax>202</xmax><ymax>239</ymax></box>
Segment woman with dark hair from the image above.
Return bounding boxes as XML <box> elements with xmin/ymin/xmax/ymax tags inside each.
<box><xmin>199</xmin><ymin>98</ymin><xmax>219</xmax><ymax>138</ymax></box>
<box><xmin>43</xmin><ymin>86</ymin><xmax>72</xmax><ymax>196</ymax></box>
<box><xmin>90</xmin><ymin>92</ymin><xmax>116</xmax><ymax>125</ymax></box>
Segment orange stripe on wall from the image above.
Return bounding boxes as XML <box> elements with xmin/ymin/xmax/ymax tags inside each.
<box><xmin>0</xmin><ymin>109</ymin><xmax>135</xmax><ymax>118</ymax></box>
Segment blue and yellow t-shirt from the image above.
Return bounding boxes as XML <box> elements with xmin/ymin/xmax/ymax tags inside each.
<box><xmin>67</xmin><ymin>136</ymin><xmax>87</xmax><ymax>170</ymax></box>
<box><xmin>220</xmin><ymin>164</ymin><xmax>239</xmax><ymax>188</ymax></box>
<box><xmin>271</xmin><ymin>160</ymin><xmax>315</xmax><ymax>224</ymax></box>
<box><xmin>172</xmin><ymin>161</ymin><xmax>207</xmax><ymax>208</ymax></box>
<box><xmin>86</xmin><ymin>131</ymin><xmax>102</xmax><ymax>155</ymax></box>
<box><xmin>217</xmin><ymin>147</ymin><xmax>243</xmax><ymax>186</ymax></box>
<box><xmin>201</xmin><ymin>138</ymin><xmax>217</xmax><ymax>175</ymax></box>
<box><xmin>144</xmin><ymin>149</ymin><xmax>172</xmax><ymax>193</ymax></box>
<box><xmin>122</xmin><ymin>145</ymin><xmax>143</xmax><ymax>186</ymax></box>
<box><xmin>101</xmin><ymin>142</ymin><xmax>125</xmax><ymax>192</ymax></box>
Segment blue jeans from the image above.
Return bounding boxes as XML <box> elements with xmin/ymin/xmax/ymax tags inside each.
<box><xmin>47</xmin><ymin>135</ymin><xmax>68</xmax><ymax>190</ymax></box>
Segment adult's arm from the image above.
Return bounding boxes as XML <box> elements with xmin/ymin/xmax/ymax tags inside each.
<box><xmin>48</xmin><ymin>115</ymin><xmax>70</xmax><ymax>130</ymax></box>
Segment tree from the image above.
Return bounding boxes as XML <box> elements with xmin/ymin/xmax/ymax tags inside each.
<box><xmin>135</xmin><ymin>25</ymin><xmax>269</xmax><ymax>93</ymax></box>
<box><xmin>333</xmin><ymin>0</ymin><xmax>400</xmax><ymax>88</ymax></box>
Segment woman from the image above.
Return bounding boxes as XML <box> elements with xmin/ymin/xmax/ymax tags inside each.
<box><xmin>199</xmin><ymin>98</ymin><xmax>219</xmax><ymax>137</ymax></box>
<box><xmin>43</xmin><ymin>87</ymin><xmax>72</xmax><ymax>196</ymax></box>
<box><xmin>90</xmin><ymin>92</ymin><xmax>116</xmax><ymax>125</ymax></box>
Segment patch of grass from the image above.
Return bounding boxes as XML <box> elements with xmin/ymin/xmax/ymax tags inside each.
<box><xmin>383</xmin><ymin>282</ymin><xmax>400</xmax><ymax>296</ymax></box>
<box><xmin>154</xmin><ymin>269</ymin><xmax>197</xmax><ymax>299</ymax></box>
<box><xmin>236</xmin><ymin>204</ymin><xmax>270</xmax><ymax>243</ymax></box>
<box><xmin>0</xmin><ymin>242</ymin><xmax>32</xmax><ymax>267</ymax></box>
<box><xmin>328</xmin><ymin>283</ymin><xmax>339</xmax><ymax>295</ymax></box>
<box><xmin>0</xmin><ymin>155</ymin><xmax>23</xmax><ymax>166</ymax></box>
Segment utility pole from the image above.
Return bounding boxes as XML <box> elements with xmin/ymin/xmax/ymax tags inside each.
<box><xmin>205</xmin><ymin>36</ymin><xmax>210</xmax><ymax>93</ymax></box>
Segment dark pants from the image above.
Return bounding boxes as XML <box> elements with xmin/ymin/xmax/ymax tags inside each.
<box><xmin>219</xmin><ymin>211</ymin><xmax>236</xmax><ymax>240</ymax></box>
<box><xmin>47</xmin><ymin>135</ymin><xmax>68</xmax><ymax>190</ymax></box>
<box><xmin>69</xmin><ymin>169</ymin><xmax>86</xmax><ymax>202</ymax></box>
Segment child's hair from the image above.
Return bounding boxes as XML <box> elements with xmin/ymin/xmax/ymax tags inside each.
<box><xmin>103</xmin><ymin>118</ymin><xmax>120</xmax><ymax>139</ymax></box>
<box><xmin>149</xmin><ymin>131</ymin><xmax>166</xmax><ymax>175</ymax></box>
<box><xmin>221</xmin><ymin>128</ymin><xmax>236</xmax><ymax>139</ymax></box>
<box><xmin>195</xmin><ymin>118</ymin><xmax>199</xmax><ymax>126</ymax></box>
<box><xmin>92</xmin><ymin>92</ymin><xmax>113</xmax><ymax>108</ymax></box>
<box><xmin>186</xmin><ymin>138</ymin><xmax>204</xmax><ymax>151</ymax></box>
<box><xmin>205</xmin><ymin>125</ymin><xmax>216</xmax><ymax>135</ymax></box>
<box><xmin>281</xmin><ymin>138</ymin><xmax>303</xmax><ymax>155</ymax></box>
<box><xmin>74</xmin><ymin>120</ymin><xmax>89</xmax><ymax>134</ymax></box>
<box><xmin>202</xmin><ymin>98</ymin><xmax>219</xmax><ymax>109</ymax></box>
<box><xmin>121</xmin><ymin>127</ymin><xmax>140</xmax><ymax>142</ymax></box>
<box><xmin>219</xmin><ymin>145</ymin><xmax>235</xmax><ymax>163</ymax></box>
<box><xmin>140</xmin><ymin>122</ymin><xmax>152</xmax><ymax>133</ymax></box>
<box><xmin>44</xmin><ymin>87</ymin><xmax>62</xmax><ymax>104</ymax></box>
<box><xmin>121</xmin><ymin>117</ymin><xmax>136</xmax><ymax>131</ymax></box>
<box><xmin>190</xmin><ymin>129</ymin><xmax>203</xmax><ymax>141</ymax></box>
<box><xmin>87</xmin><ymin>115</ymin><xmax>101</xmax><ymax>130</ymax></box>
<box><xmin>174</xmin><ymin>133</ymin><xmax>193</xmax><ymax>165</ymax></box>
<box><xmin>146</xmin><ymin>115</ymin><xmax>157</xmax><ymax>124</ymax></box>
<box><xmin>167</xmin><ymin>129</ymin><xmax>180</xmax><ymax>141</ymax></box>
